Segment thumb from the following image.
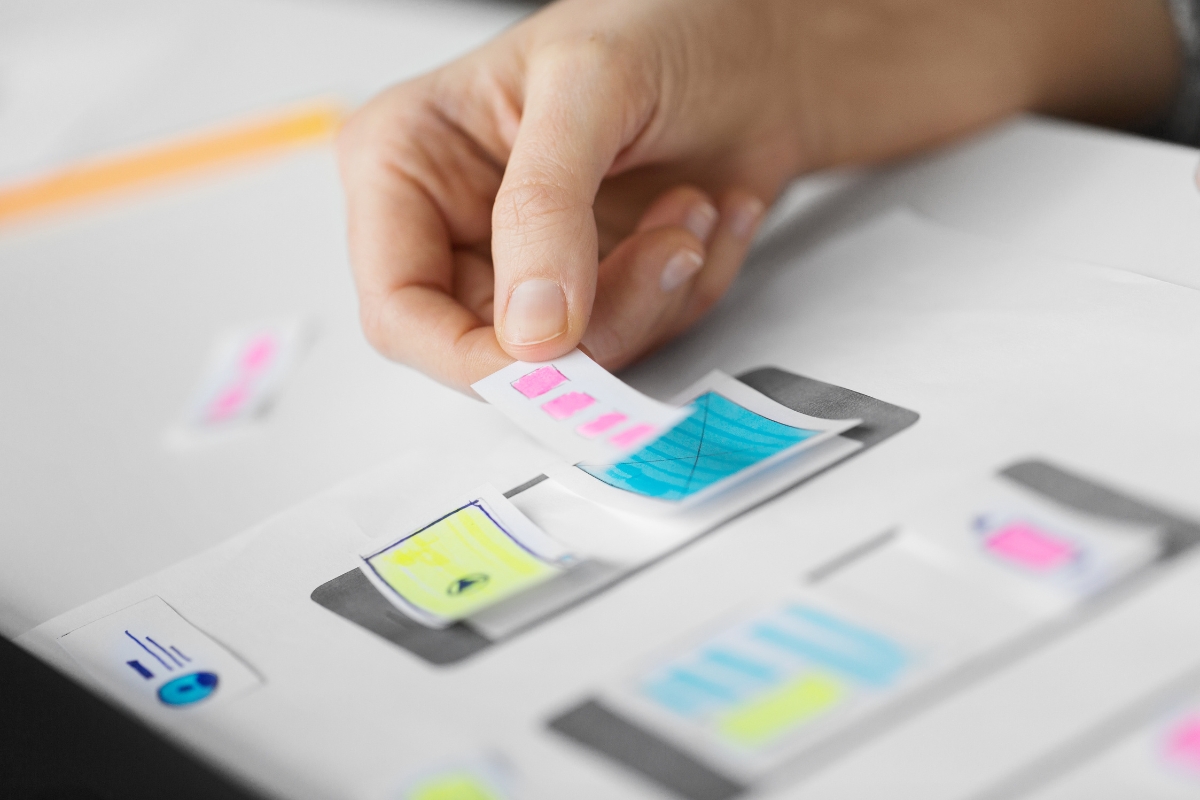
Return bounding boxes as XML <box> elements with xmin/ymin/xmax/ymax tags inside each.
<box><xmin>492</xmin><ymin>45</ymin><xmax>650</xmax><ymax>361</ymax></box>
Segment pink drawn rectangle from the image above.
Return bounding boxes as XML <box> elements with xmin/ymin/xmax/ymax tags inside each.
<box><xmin>610</xmin><ymin>423</ymin><xmax>656</xmax><ymax>450</ymax></box>
<box><xmin>577</xmin><ymin>412</ymin><xmax>628</xmax><ymax>438</ymax></box>
<box><xmin>512</xmin><ymin>365</ymin><xmax>567</xmax><ymax>398</ymax></box>
<box><xmin>984</xmin><ymin>522</ymin><xmax>1075</xmax><ymax>571</ymax></box>
<box><xmin>1166</xmin><ymin>716</ymin><xmax>1200</xmax><ymax>774</ymax></box>
<box><xmin>541</xmin><ymin>391</ymin><xmax>596</xmax><ymax>420</ymax></box>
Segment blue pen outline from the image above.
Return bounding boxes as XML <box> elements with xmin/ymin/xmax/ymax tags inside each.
<box><xmin>146</xmin><ymin>636</ymin><xmax>183</xmax><ymax>667</ymax></box>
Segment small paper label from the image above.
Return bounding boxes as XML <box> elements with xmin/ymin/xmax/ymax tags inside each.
<box><xmin>56</xmin><ymin>597</ymin><xmax>260</xmax><ymax>711</ymax></box>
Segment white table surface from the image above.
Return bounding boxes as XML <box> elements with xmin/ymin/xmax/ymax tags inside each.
<box><xmin>1</xmin><ymin>0</ymin><xmax>1197</xmax><ymax>640</ymax></box>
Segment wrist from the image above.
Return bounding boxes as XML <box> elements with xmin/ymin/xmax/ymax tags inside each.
<box><xmin>791</xmin><ymin>0</ymin><xmax>1181</xmax><ymax>172</ymax></box>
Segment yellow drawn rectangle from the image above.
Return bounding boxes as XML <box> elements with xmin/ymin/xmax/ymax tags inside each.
<box><xmin>717</xmin><ymin>671</ymin><xmax>846</xmax><ymax>747</ymax></box>
<box><xmin>365</xmin><ymin>500</ymin><xmax>558</xmax><ymax>623</ymax></box>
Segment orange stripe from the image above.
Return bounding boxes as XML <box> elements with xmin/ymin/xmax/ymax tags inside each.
<box><xmin>0</xmin><ymin>101</ymin><xmax>344</xmax><ymax>223</ymax></box>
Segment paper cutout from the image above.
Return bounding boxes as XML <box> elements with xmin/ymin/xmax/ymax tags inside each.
<box><xmin>360</xmin><ymin>486</ymin><xmax>575</xmax><ymax>628</ymax></box>
<box><xmin>565</xmin><ymin>372</ymin><xmax>860</xmax><ymax>511</ymax></box>
<box><xmin>166</xmin><ymin>319</ymin><xmax>313</xmax><ymax>448</ymax></box>
<box><xmin>56</xmin><ymin>597</ymin><xmax>260</xmax><ymax>711</ymax></box>
<box><xmin>472</xmin><ymin>350</ymin><xmax>691</xmax><ymax>463</ymax></box>
<box><xmin>636</xmin><ymin>599</ymin><xmax>909</xmax><ymax>752</ymax></box>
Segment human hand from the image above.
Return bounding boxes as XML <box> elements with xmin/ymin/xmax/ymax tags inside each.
<box><xmin>338</xmin><ymin>0</ymin><xmax>1179</xmax><ymax>392</ymax></box>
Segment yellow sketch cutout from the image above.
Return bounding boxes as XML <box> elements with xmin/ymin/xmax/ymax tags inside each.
<box><xmin>366</xmin><ymin>501</ymin><xmax>557</xmax><ymax>621</ymax></box>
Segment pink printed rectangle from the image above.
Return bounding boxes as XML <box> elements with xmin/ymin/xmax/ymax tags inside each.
<box><xmin>541</xmin><ymin>391</ymin><xmax>596</xmax><ymax>420</ymax></box>
<box><xmin>1166</xmin><ymin>715</ymin><xmax>1200</xmax><ymax>773</ymax></box>
<box><xmin>577</xmin><ymin>412</ymin><xmax>628</xmax><ymax>439</ymax></box>
<box><xmin>512</xmin><ymin>365</ymin><xmax>567</xmax><ymax>398</ymax></box>
<box><xmin>984</xmin><ymin>522</ymin><xmax>1075</xmax><ymax>571</ymax></box>
<box><xmin>609</xmin><ymin>423</ymin><xmax>656</xmax><ymax>450</ymax></box>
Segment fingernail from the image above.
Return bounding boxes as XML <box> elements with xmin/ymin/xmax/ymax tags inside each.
<box><xmin>684</xmin><ymin>202</ymin><xmax>718</xmax><ymax>242</ymax></box>
<box><xmin>504</xmin><ymin>279</ymin><xmax>568</xmax><ymax>345</ymax></box>
<box><xmin>660</xmin><ymin>249</ymin><xmax>704</xmax><ymax>292</ymax></box>
<box><xmin>730</xmin><ymin>197</ymin><xmax>766</xmax><ymax>240</ymax></box>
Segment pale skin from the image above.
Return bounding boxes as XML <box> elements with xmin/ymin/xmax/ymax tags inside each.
<box><xmin>337</xmin><ymin>0</ymin><xmax>1181</xmax><ymax>393</ymax></box>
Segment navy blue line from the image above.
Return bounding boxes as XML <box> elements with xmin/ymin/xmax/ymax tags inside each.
<box><xmin>170</xmin><ymin>646</ymin><xmax>191</xmax><ymax>663</ymax></box>
<box><xmin>125</xmin><ymin>630</ymin><xmax>170</xmax><ymax>670</ymax></box>
<box><xmin>126</xmin><ymin>660</ymin><xmax>154</xmax><ymax>679</ymax></box>
<box><xmin>146</xmin><ymin>636</ymin><xmax>182</xmax><ymax>667</ymax></box>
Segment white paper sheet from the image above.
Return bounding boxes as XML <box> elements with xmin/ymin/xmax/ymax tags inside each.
<box><xmin>471</xmin><ymin>349</ymin><xmax>691</xmax><ymax>463</ymax></box>
<box><xmin>17</xmin><ymin>212</ymin><xmax>1200</xmax><ymax>800</ymax></box>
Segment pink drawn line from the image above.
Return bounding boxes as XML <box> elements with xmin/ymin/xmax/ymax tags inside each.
<box><xmin>984</xmin><ymin>522</ymin><xmax>1076</xmax><ymax>571</ymax></box>
<box><xmin>240</xmin><ymin>335</ymin><xmax>278</xmax><ymax>372</ymax></box>
<box><xmin>1166</xmin><ymin>716</ymin><xmax>1200</xmax><ymax>773</ymax></box>
<box><xmin>512</xmin><ymin>365</ymin><xmax>567</xmax><ymax>398</ymax></box>
<box><xmin>577</xmin><ymin>412</ymin><xmax>627</xmax><ymax>438</ymax></box>
<box><xmin>610</xmin><ymin>423</ymin><xmax>656</xmax><ymax>450</ymax></box>
<box><xmin>542</xmin><ymin>391</ymin><xmax>596</xmax><ymax>420</ymax></box>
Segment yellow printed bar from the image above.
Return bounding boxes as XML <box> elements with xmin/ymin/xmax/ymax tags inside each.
<box><xmin>365</xmin><ymin>501</ymin><xmax>557</xmax><ymax>622</ymax></box>
<box><xmin>717</xmin><ymin>671</ymin><xmax>846</xmax><ymax>746</ymax></box>
<box><xmin>407</xmin><ymin>774</ymin><xmax>505</xmax><ymax>800</ymax></box>
<box><xmin>0</xmin><ymin>101</ymin><xmax>343</xmax><ymax>223</ymax></box>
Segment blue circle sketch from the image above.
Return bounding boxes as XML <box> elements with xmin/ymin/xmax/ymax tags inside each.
<box><xmin>157</xmin><ymin>671</ymin><xmax>219</xmax><ymax>707</ymax></box>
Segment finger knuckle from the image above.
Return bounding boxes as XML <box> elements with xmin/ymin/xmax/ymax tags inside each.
<box><xmin>493</xmin><ymin>178</ymin><xmax>581</xmax><ymax>233</ymax></box>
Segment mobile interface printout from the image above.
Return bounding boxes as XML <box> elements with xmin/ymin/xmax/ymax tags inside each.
<box><xmin>56</xmin><ymin>596</ymin><xmax>260</xmax><ymax>711</ymax></box>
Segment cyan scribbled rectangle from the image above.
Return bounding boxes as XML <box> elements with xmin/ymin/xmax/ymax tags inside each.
<box><xmin>579</xmin><ymin>391</ymin><xmax>815</xmax><ymax>500</ymax></box>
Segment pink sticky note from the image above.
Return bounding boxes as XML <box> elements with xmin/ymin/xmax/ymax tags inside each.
<box><xmin>1166</xmin><ymin>716</ymin><xmax>1200</xmax><ymax>773</ymax></box>
<box><xmin>609</xmin><ymin>423</ymin><xmax>656</xmax><ymax>450</ymax></box>
<box><xmin>542</xmin><ymin>392</ymin><xmax>596</xmax><ymax>420</ymax></box>
<box><xmin>512</xmin><ymin>366</ymin><xmax>567</xmax><ymax>399</ymax></box>
<box><xmin>984</xmin><ymin>522</ymin><xmax>1076</xmax><ymax>571</ymax></box>
<box><xmin>577</xmin><ymin>412</ymin><xmax>628</xmax><ymax>438</ymax></box>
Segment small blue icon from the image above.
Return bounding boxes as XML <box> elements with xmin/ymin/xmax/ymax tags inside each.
<box><xmin>447</xmin><ymin>573</ymin><xmax>490</xmax><ymax>595</ymax></box>
<box><xmin>157</xmin><ymin>671</ymin><xmax>219</xmax><ymax>707</ymax></box>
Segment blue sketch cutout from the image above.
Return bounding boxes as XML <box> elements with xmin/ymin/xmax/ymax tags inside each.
<box><xmin>579</xmin><ymin>391</ymin><xmax>817</xmax><ymax>500</ymax></box>
<box><xmin>158</xmin><ymin>671</ymin><xmax>219</xmax><ymax>707</ymax></box>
